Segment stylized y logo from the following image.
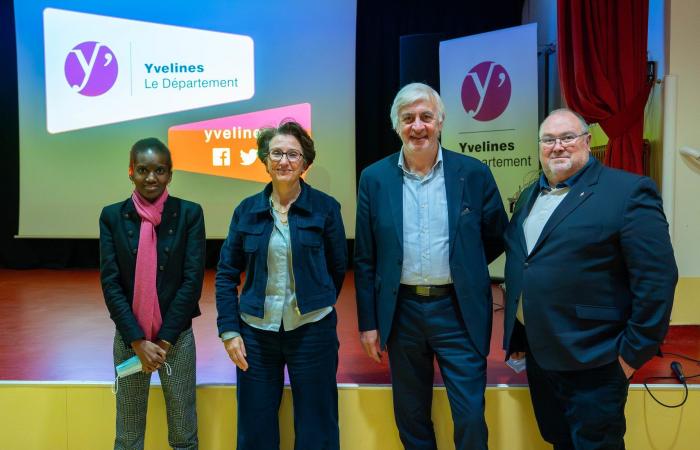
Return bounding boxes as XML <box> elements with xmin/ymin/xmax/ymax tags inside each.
<box><xmin>69</xmin><ymin>43</ymin><xmax>113</xmax><ymax>91</ymax></box>
<box><xmin>461</xmin><ymin>61</ymin><xmax>511</xmax><ymax>122</ymax></box>
<box><xmin>463</xmin><ymin>62</ymin><xmax>505</xmax><ymax>117</ymax></box>
<box><xmin>64</xmin><ymin>41</ymin><xmax>118</xmax><ymax>97</ymax></box>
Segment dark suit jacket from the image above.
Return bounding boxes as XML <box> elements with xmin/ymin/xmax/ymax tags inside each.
<box><xmin>100</xmin><ymin>196</ymin><xmax>206</xmax><ymax>346</ymax></box>
<box><xmin>354</xmin><ymin>148</ymin><xmax>507</xmax><ymax>355</ymax></box>
<box><xmin>503</xmin><ymin>159</ymin><xmax>678</xmax><ymax>371</ymax></box>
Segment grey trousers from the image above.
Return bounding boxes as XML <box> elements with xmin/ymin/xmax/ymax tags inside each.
<box><xmin>113</xmin><ymin>328</ymin><xmax>198</xmax><ymax>450</ymax></box>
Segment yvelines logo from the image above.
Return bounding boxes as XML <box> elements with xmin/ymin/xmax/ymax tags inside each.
<box><xmin>64</xmin><ymin>41</ymin><xmax>118</xmax><ymax>96</ymax></box>
<box><xmin>461</xmin><ymin>61</ymin><xmax>511</xmax><ymax>121</ymax></box>
<box><xmin>44</xmin><ymin>8</ymin><xmax>254</xmax><ymax>133</ymax></box>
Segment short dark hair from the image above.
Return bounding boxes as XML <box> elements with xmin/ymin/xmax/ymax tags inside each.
<box><xmin>256</xmin><ymin>120</ymin><xmax>315</xmax><ymax>165</ymax></box>
<box><xmin>129</xmin><ymin>137</ymin><xmax>172</xmax><ymax>171</ymax></box>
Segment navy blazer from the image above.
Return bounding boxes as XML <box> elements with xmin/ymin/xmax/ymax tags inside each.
<box><xmin>503</xmin><ymin>159</ymin><xmax>678</xmax><ymax>371</ymax></box>
<box><xmin>100</xmin><ymin>196</ymin><xmax>206</xmax><ymax>346</ymax></box>
<box><xmin>215</xmin><ymin>180</ymin><xmax>347</xmax><ymax>335</ymax></box>
<box><xmin>354</xmin><ymin>149</ymin><xmax>508</xmax><ymax>355</ymax></box>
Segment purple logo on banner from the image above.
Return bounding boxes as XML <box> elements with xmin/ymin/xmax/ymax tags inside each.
<box><xmin>461</xmin><ymin>61</ymin><xmax>511</xmax><ymax>121</ymax></box>
<box><xmin>64</xmin><ymin>41</ymin><xmax>118</xmax><ymax>96</ymax></box>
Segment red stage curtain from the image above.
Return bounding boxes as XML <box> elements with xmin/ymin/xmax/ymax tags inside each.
<box><xmin>557</xmin><ymin>0</ymin><xmax>651</xmax><ymax>174</ymax></box>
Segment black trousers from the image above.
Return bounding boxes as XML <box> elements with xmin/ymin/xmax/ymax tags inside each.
<box><xmin>526</xmin><ymin>338</ymin><xmax>630</xmax><ymax>450</ymax></box>
<box><xmin>387</xmin><ymin>293</ymin><xmax>488</xmax><ymax>450</ymax></box>
<box><xmin>235</xmin><ymin>310</ymin><xmax>339</xmax><ymax>450</ymax></box>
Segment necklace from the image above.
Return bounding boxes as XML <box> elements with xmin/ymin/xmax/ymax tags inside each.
<box><xmin>270</xmin><ymin>187</ymin><xmax>300</xmax><ymax>224</ymax></box>
<box><xmin>270</xmin><ymin>200</ymin><xmax>290</xmax><ymax>223</ymax></box>
<box><xmin>270</xmin><ymin>200</ymin><xmax>290</xmax><ymax>214</ymax></box>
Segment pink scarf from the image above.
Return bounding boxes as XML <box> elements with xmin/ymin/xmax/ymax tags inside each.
<box><xmin>131</xmin><ymin>189</ymin><xmax>169</xmax><ymax>341</ymax></box>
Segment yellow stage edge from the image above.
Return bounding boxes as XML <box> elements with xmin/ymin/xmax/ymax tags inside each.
<box><xmin>1</xmin><ymin>382</ymin><xmax>698</xmax><ymax>450</ymax></box>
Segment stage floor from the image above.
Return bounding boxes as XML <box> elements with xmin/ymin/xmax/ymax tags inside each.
<box><xmin>0</xmin><ymin>269</ymin><xmax>697</xmax><ymax>386</ymax></box>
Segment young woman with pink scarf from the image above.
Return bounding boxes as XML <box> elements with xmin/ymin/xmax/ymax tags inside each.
<box><xmin>100</xmin><ymin>137</ymin><xmax>205</xmax><ymax>450</ymax></box>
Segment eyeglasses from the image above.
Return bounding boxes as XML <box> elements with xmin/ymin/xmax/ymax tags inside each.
<box><xmin>269</xmin><ymin>150</ymin><xmax>303</xmax><ymax>163</ymax></box>
<box><xmin>538</xmin><ymin>132</ymin><xmax>588</xmax><ymax>148</ymax></box>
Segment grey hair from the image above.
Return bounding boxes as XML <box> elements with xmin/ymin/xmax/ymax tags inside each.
<box><xmin>539</xmin><ymin>108</ymin><xmax>590</xmax><ymax>136</ymax></box>
<box><xmin>389</xmin><ymin>82</ymin><xmax>446</xmax><ymax>132</ymax></box>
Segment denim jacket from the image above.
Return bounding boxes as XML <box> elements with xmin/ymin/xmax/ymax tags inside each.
<box><xmin>216</xmin><ymin>180</ymin><xmax>347</xmax><ymax>334</ymax></box>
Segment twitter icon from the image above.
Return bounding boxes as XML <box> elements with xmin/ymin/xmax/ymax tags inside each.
<box><xmin>240</xmin><ymin>148</ymin><xmax>258</xmax><ymax>166</ymax></box>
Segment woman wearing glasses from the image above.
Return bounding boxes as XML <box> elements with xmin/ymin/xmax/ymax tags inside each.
<box><xmin>215</xmin><ymin>121</ymin><xmax>347</xmax><ymax>450</ymax></box>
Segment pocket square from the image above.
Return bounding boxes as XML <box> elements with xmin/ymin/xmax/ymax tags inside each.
<box><xmin>460</xmin><ymin>207</ymin><xmax>471</xmax><ymax>216</ymax></box>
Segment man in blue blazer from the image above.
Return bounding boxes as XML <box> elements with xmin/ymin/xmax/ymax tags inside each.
<box><xmin>503</xmin><ymin>109</ymin><xmax>677</xmax><ymax>450</ymax></box>
<box><xmin>354</xmin><ymin>83</ymin><xmax>507</xmax><ymax>450</ymax></box>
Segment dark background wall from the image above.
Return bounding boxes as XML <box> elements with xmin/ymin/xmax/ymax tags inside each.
<box><xmin>0</xmin><ymin>0</ymin><xmax>523</xmax><ymax>269</ymax></box>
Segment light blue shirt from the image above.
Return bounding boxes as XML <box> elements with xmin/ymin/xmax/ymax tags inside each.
<box><xmin>523</xmin><ymin>187</ymin><xmax>570</xmax><ymax>255</ymax></box>
<box><xmin>398</xmin><ymin>147</ymin><xmax>452</xmax><ymax>285</ymax></box>
<box><xmin>221</xmin><ymin>207</ymin><xmax>332</xmax><ymax>340</ymax></box>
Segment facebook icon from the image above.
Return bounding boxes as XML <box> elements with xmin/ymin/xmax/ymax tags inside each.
<box><xmin>212</xmin><ymin>148</ymin><xmax>231</xmax><ymax>166</ymax></box>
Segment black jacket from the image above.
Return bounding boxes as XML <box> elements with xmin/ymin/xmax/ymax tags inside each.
<box><xmin>100</xmin><ymin>195</ymin><xmax>206</xmax><ymax>345</ymax></box>
<box><xmin>504</xmin><ymin>159</ymin><xmax>677</xmax><ymax>370</ymax></box>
